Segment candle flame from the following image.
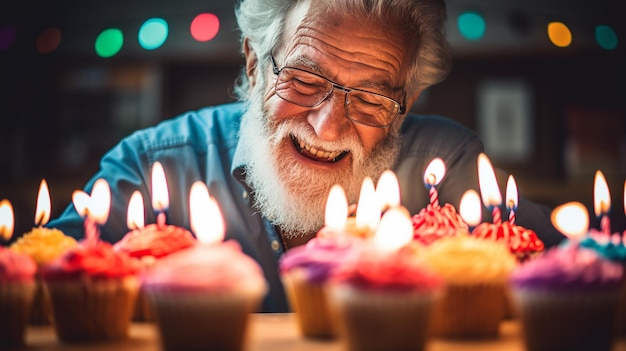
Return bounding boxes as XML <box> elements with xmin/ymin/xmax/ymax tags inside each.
<box><xmin>126</xmin><ymin>191</ymin><xmax>145</xmax><ymax>230</ymax></box>
<box><xmin>505</xmin><ymin>175</ymin><xmax>518</xmax><ymax>211</ymax></box>
<box><xmin>325</xmin><ymin>184</ymin><xmax>348</xmax><ymax>229</ymax></box>
<box><xmin>459</xmin><ymin>189</ymin><xmax>482</xmax><ymax>227</ymax></box>
<box><xmin>0</xmin><ymin>199</ymin><xmax>14</xmax><ymax>241</ymax></box>
<box><xmin>151</xmin><ymin>162</ymin><xmax>169</xmax><ymax>212</ymax></box>
<box><xmin>423</xmin><ymin>158</ymin><xmax>446</xmax><ymax>186</ymax></box>
<box><xmin>375</xmin><ymin>170</ymin><xmax>400</xmax><ymax>210</ymax></box>
<box><xmin>35</xmin><ymin>179</ymin><xmax>51</xmax><ymax>226</ymax></box>
<box><xmin>373</xmin><ymin>206</ymin><xmax>413</xmax><ymax>252</ymax></box>
<box><xmin>72</xmin><ymin>179</ymin><xmax>111</xmax><ymax>225</ymax></box>
<box><xmin>355</xmin><ymin>177</ymin><xmax>380</xmax><ymax>231</ymax></box>
<box><xmin>551</xmin><ymin>202</ymin><xmax>589</xmax><ymax>240</ymax></box>
<box><xmin>72</xmin><ymin>190</ymin><xmax>90</xmax><ymax>218</ymax></box>
<box><xmin>190</xmin><ymin>181</ymin><xmax>225</xmax><ymax>244</ymax></box>
<box><xmin>593</xmin><ymin>170</ymin><xmax>610</xmax><ymax>217</ymax></box>
<box><xmin>477</xmin><ymin>153</ymin><xmax>502</xmax><ymax>208</ymax></box>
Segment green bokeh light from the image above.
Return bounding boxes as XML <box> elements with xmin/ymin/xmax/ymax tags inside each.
<box><xmin>139</xmin><ymin>18</ymin><xmax>168</xmax><ymax>50</ymax></box>
<box><xmin>95</xmin><ymin>28</ymin><xmax>123</xmax><ymax>58</ymax></box>
<box><xmin>595</xmin><ymin>25</ymin><xmax>617</xmax><ymax>50</ymax></box>
<box><xmin>458</xmin><ymin>12</ymin><xmax>486</xmax><ymax>41</ymax></box>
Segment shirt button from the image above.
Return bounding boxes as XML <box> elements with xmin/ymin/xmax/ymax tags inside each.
<box><xmin>242</xmin><ymin>190</ymin><xmax>249</xmax><ymax>201</ymax></box>
<box><xmin>271</xmin><ymin>240</ymin><xmax>281</xmax><ymax>252</ymax></box>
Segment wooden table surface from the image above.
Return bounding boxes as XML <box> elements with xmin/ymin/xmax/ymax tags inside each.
<box><xmin>19</xmin><ymin>313</ymin><xmax>626</xmax><ymax>351</ymax></box>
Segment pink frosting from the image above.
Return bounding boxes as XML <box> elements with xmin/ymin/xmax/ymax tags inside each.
<box><xmin>411</xmin><ymin>203</ymin><xmax>468</xmax><ymax>245</ymax></box>
<box><xmin>41</xmin><ymin>241</ymin><xmax>140</xmax><ymax>281</ymax></box>
<box><xmin>141</xmin><ymin>240</ymin><xmax>267</xmax><ymax>293</ymax></box>
<box><xmin>472</xmin><ymin>221</ymin><xmax>544</xmax><ymax>262</ymax></box>
<box><xmin>113</xmin><ymin>224</ymin><xmax>196</xmax><ymax>258</ymax></box>
<box><xmin>331</xmin><ymin>248</ymin><xmax>442</xmax><ymax>292</ymax></box>
<box><xmin>0</xmin><ymin>246</ymin><xmax>37</xmax><ymax>283</ymax></box>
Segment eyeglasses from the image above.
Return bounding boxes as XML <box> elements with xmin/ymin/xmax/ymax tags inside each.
<box><xmin>270</xmin><ymin>55</ymin><xmax>406</xmax><ymax>128</ymax></box>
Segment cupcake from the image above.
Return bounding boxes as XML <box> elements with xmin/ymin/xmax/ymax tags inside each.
<box><xmin>279</xmin><ymin>235</ymin><xmax>363</xmax><ymax>338</ymax></box>
<box><xmin>472</xmin><ymin>221</ymin><xmax>544</xmax><ymax>263</ymax></box>
<box><xmin>41</xmin><ymin>240</ymin><xmax>141</xmax><ymax>343</ymax></box>
<box><xmin>10</xmin><ymin>227</ymin><xmax>77</xmax><ymax>324</ymax></box>
<box><xmin>421</xmin><ymin>233</ymin><xmax>516</xmax><ymax>338</ymax></box>
<box><xmin>411</xmin><ymin>203</ymin><xmax>468</xmax><ymax>246</ymax></box>
<box><xmin>510</xmin><ymin>244</ymin><xmax>623</xmax><ymax>351</ymax></box>
<box><xmin>0</xmin><ymin>246</ymin><xmax>37</xmax><ymax>348</ymax></box>
<box><xmin>142</xmin><ymin>240</ymin><xmax>267</xmax><ymax>351</ymax></box>
<box><xmin>113</xmin><ymin>223</ymin><xmax>196</xmax><ymax>321</ymax></box>
<box><xmin>327</xmin><ymin>246</ymin><xmax>442</xmax><ymax>351</ymax></box>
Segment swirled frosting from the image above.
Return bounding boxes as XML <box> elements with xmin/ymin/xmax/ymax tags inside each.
<box><xmin>421</xmin><ymin>234</ymin><xmax>516</xmax><ymax>284</ymax></box>
<box><xmin>510</xmin><ymin>244</ymin><xmax>623</xmax><ymax>291</ymax></box>
<box><xmin>10</xmin><ymin>227</ymin><xmax>77</xmax><ymax>265</ymax></box>
<box><xmin>472</xmin><ymin>221</ymin><xmax>544</xmax><ymax>262</ymax></box>
<box><xmin>113</xmin><ymin>224</ymin><xmax>196</xmax><ymax>259</ymax></box>
<box><xmin>279</xmin><ymin>235</ymin><xmax>363</xmax><ymax>284</ymax></box>
<box><xmin>142</xmin><ymin>240</ymin><xmax>267</xmax><ymax>294</ymax></box>
<box><xmin>41</xmin><ymin>240</ymin><xmax>140</xmax><ymax>281</ymax></box>
<box><xmin>577</xmin><ymin>230</ymin><xmax>626</xmax><ymax>263</ymax></box>
<box><xmin>0</xmin><ymin>246</ymin><xmax>37</xmax><ymax>283</ymax></box>
<box><xmin>411</xmin><ymin>203</ymin><xmax>468</xmax><ymax>245</ymax></box>
<box><xmin>331</xmin><ymin>247</ymin><xmax>442</xmax><ymax>292</ymax></box>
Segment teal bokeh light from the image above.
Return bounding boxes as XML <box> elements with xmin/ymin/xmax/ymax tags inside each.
<box><xmin>95</xmin><ymin>28</ymin><xmax>123</xmax><ymax>58</ymax></box>
<box><xmin>458</xmin><ymin>12</ymin><xmax>486</xmax><ymax>41</ymax></box>
<box><xmin>139</xmin><ymin>18</ymin><xmax>168</xmax><ymax>50</ymax></box>
<box><xmin>595</xmin><ymin>25</ymin><xmax>617</xmax><ymax>50</ymax></box>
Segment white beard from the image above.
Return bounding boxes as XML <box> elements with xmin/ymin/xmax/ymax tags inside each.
<box><xmin>238</xmin><ymin>90</ymin><xmax>401</xmax><ymax>238</ymax></box>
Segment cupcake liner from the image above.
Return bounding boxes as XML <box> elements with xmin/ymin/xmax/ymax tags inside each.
<box><xmin>0</xmin><ymin>282</ymin><xmax>36</xmax><ymax>348</ymax></box>
<box><xmin>29</xmin><ymin>273</ymin><xmax>53</xmax><ymax>325</ymax></box>
<box><xmin>146</xmin><ymin>288</ymin><xmax>264</xmax><ymax>351</ymax></box>
<box><xmin>44</xmin><ymin>276</ymin><xmax>139</xmax><ymax>343</ymax></box>
<box><xmin>282</xmin><ymin>271</ymin><xmax>336</xmax><ymax>338</ymax></box>
<box><xmin>328</xmin><ymin>285</ymin><xmax>437</xmax><ymax>351</ymax></box>
<box><xmin>614</xmin><ymin>275</ymin><xmax>626</xmax><ymax>337</ymax></box>
<box><xmin>430</xmin><ymin>283</ymin><xmax>507</xmax><ymax>338</ymax></box>
<box><xmin>512</xmin><ymin>288</ymin><xmax>619</xmax><ymax>351</ymax></box>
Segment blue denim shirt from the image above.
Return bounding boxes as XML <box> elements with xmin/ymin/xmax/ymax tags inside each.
<box><xmin>47</xmin><ymin>101</ymin><xmax>564</xmax><ymax>312</ymax></box>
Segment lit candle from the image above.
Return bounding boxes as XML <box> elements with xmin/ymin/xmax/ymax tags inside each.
<box><xmin>72</xmin><ymin>179</ymin><xmax>111</xmax><ymax>246</ymax></box>
<box><xmin>126</xmin><ymin>190</ymin><xmax>145</xmax><ymax>232</ymax></box>
<box><xmin>550</xmin><ymin>201</ymin><xmax>589</xmax><ymax>243</ymax></box>
<box><xmin>375</xmin><ymin>170</ymin><xmax>401</xmax><ymax>212</ymax></box>
<box><xmin>477</xmin><ymin>153</ymin><xmax>502</xmax><ymax>225</ymax></box>
<box><xmin>355</xmin><ymin>177</ymin><xmax>380</xmax><ymax>232</ymax></box>
<box><xmin>459</xmin><ymin>189</ymin><xmax>482</xmax><ymax>231</ymax></box>
<box><xmin>189</xmin><ymin>181</ymin><xmax>225</xmax><ymax>245</ymax></box>
<box><xmin>372</xmin><ymin>206</ymin><xmax>413</xmax><ymax>253</ymax></box>
<box><xmin>423</xmin><ymin>158</ymin><xmax>446</xmax><ymax>207</ymax></box>
<box><xmin>505</xmin><ymin>175</ymin><xmax>518</xmax><ymax>225</ymax></box>
<box><xmin>0</xmin><ymin>199</ymin><xmax>14</xmax><ymax>242</ymax></box>
<box><xmin>593</xmin><ymin>170</ymin><xmax>611</xmax><ymax>235</ymax></box>
<box><xmin>325</xmin><ymin>184</ymin><xmax>348</xmax><ymax>230</ymax></box>
<box><xmin>34</xmin><ymin>179</ymin><xmax>51</xmax><ymax>227</ymax></box>
<box><xmin>151</xmin><ymin>162</ymin><xmax>169</xmax><ymax>227</ymax></box>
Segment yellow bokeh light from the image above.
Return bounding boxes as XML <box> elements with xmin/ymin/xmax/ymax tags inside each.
<box><xmin>548</xmin><ymin>22</ymin><xmax>572</xmax><ymax>48</ymax></box>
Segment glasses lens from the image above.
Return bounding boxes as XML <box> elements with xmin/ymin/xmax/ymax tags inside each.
<box><xmin>275</xmin><ymin>68</ymin><xmax>332</xmax><ymax>107</ymax></box>
<box><xmin>346</xmin><ymin>90</ymin><xmax>399</xmax><ymax>127</ymax></box>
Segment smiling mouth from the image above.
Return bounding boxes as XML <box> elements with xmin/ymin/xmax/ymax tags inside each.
<box><xmin>291</xmin><ymin>135</ymin><xmax>349</xmax><ymax>163</ymax></box>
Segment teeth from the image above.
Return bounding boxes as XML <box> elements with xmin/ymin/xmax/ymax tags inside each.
<box><xmin>295</xmin><ymin>137</ymin><xmax>341</xmax><ymax>161</ymax></box>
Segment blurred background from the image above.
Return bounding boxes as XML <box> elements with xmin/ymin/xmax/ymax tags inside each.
<box><xmin>1</xmin><ymin>0</ymin><xmax>624</xmax><ymax>239</ymax></box>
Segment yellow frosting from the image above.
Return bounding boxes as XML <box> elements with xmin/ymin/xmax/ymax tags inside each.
<box><xmin>10</xmin><ymin>227</ymin><xmax>77</xmax><ymax>265</ymax></box>
<box><xmin>420</xmin><ymin>233</ymin><xmax>516</xmax><ymax>284</ymax></box>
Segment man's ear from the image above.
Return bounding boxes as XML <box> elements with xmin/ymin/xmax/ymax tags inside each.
<box><xmin>243</xmin><ymin>37</ymin><xmax>258</xmax><ymax>89</ymax></box>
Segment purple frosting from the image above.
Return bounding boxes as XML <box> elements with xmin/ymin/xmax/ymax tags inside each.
<box><xmin>279</xmin><ymin>236</ymin><xmax>362</xmax><ymax>284</ymax></box>
<box><xmin>510</xmin><ymin>244</ymin><xmax>623</xmax><ymax>291</ymax></box>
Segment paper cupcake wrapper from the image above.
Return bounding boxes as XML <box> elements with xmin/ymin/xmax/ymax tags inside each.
<box><xmin>0</xmin><ymin>282</ymin><xmax>36</xmax><ymax>347</ymax></box>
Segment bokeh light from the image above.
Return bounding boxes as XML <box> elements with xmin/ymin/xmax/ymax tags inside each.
<box><xmin>547</xmin><ymin>22</ymin><xmax>572</xmax><ymax>48</ymax></box>
<box><xmin>95</xmin><ymin>28</ymin><xmax>124</xmax><ymax>58</ymax></box>
<box><xmin>595</xmin><ymin>25</ymin><xmax>617</xmax><ymax>50</ymax></box>
<box><xmin>138</xmin><ymin>18</ymin><xmax>168</xmax><ymax>50</ymax></box>
<box><xmin>36</xmin><ymin>27</ymin><xmax>62</xmax><ymax>54</ymax></box>
<box><xmin>0</xmin><ymin>25</ymin><xmax>17</xmax><ymax>51</ymax></box>
<box><xmin>190</xmin><ymin>13</ymin><xmax>220</xmax><ymax>42</ymax></box>
<box><xmin>458</xmin><ymin>11</ymin><xmax>486</xmax><ymax>41</ymax></box>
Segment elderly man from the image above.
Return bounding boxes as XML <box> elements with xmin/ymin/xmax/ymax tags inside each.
<box><xmin>48</xmin><ymin>0</ymin><xmax>564</xmax><ymax>312</ymax></box>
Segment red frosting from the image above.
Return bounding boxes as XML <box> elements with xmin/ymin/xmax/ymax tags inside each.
<box><xmin>411</xmin><ymin>203</ymin><xmax>468</xmax><ymax>245</ymax></box>
<box><xmin>42</xmin><ymin>240</ymin><xmax>140</xmax><ymax>281</ymax></box>
<box><xmin>0</xmin><ymin>246</ymin><xmax>37</xmax><ymax>283</ymax></box>
<box><xmin>472</xmin><ymin>221</ymin><xmax>545</xmax><ymax>262</ymax></box>
<box><xmin>113</xmin><ymin>223</ymin><xmax>196</xmax><ymax>259</ymax></box>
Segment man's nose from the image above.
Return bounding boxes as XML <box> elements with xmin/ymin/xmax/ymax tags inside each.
<box><xmin>306</xmin><ymin>91</ymin><xmax>351</xmax><ymax>141</ymax></box>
